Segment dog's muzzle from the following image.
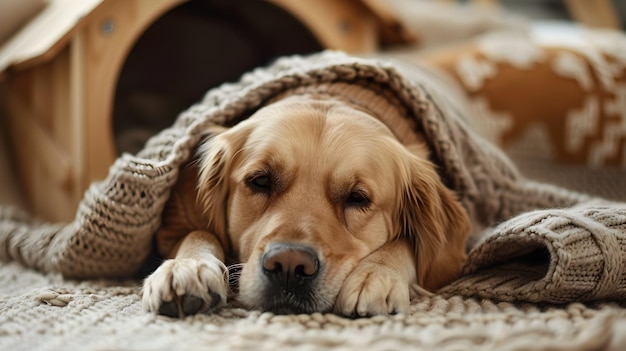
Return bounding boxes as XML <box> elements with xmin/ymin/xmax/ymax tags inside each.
<box><xmin>259</xmin><ymin>243</ymin><xmax>321</xmax><ymax>314</ymax></box>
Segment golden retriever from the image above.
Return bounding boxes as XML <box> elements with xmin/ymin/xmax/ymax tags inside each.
<box><xmin>142</xmin><ymin>94</ymin><xmax>470</xmax><ymax>318</ymax></box>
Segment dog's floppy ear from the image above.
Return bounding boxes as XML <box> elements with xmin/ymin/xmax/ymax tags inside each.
<box><xmin>196</xmin><ymin>124</ymin><xmax>252</xmax><ymax>238</ymax></box>
<box><xmin>398</xmin><ymin>144</ymin><xmax>470</xmax><ymax>291</ymax></box>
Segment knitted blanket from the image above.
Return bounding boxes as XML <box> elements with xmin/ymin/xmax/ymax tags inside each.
<box><xmin>1</xmin><ymin>51</ymin><xmax>626</xmax><ymax>350</ymax></box>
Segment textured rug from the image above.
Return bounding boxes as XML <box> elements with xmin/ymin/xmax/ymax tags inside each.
<box><xmin>2</xmin><ymin>51</ymin><xmax>626</xmax><ymax>350</ymax></box>
<box><xmin>2</xmin><ymin>261</ymin><xmax>626</xmax><ymax>351</ymax></box>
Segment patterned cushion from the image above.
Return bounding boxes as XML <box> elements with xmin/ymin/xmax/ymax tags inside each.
<box><xmin>420</xmin><ymin>25</ymin><xmax>626</xmax><ymax>168</ymax></box>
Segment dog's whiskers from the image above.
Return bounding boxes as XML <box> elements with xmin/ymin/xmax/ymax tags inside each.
<box><xmin>227</xmin><ymin>263</ymin><xmax>245</xmax><ymax>294</ymax></box>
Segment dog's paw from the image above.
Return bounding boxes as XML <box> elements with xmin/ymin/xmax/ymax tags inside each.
<box><xmin>142</xmin><ymin>257</ymin><xmax>228</xmax><ymax>317</ymax></box>
<box><xmin>334</xmin><ymin>262</ymin><xmax>410</xmax><ymax>317</ymax></box>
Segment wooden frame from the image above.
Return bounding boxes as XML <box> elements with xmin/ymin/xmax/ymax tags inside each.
<box><xmin>1</xmin><ymin>0</ymin><xmax>190</xmax><ymax>220</ymax></box>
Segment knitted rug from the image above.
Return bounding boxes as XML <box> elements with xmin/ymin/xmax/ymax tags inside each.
<box><xmin>1</xmin><ymin>260</ymin><xmax>625</xmax><ymax>351</ymax></box>
<box><xmin>1</xmin><ymin>51</ymin><xmax>626</xmax><ymax>350</ymax></box>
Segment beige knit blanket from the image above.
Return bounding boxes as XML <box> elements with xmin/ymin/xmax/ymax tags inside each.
<box><xmin>1</xmin><ymin>51</ymin><xmax>626</xmax><ymax>350</ymax></box>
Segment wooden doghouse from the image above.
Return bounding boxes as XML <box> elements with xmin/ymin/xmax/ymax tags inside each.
<box><xmin>0</xmin><ymin>0</ymin><xmax>413</xmax><ymax>222</ymax></box>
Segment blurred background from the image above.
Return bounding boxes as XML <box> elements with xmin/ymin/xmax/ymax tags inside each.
<box><xmin>0</xmin><ymin>0</ymin><xmax>624</xmax><ymax>222</ymax></box>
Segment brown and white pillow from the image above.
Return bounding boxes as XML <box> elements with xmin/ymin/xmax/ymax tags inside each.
<box><xmin>420</xmin><ymin>26</ymin><xmax>626</xmax><ymax>168</ymax></box>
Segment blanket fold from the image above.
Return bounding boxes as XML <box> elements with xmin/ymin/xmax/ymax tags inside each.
<box><xmin>442</xmin><ymin>203</ymin><xmax>626</xmax><ymax>302</ymax></box>
<box><xmin>1</xmin><ymin>51</ymin><xmax>625</xmax><ymax>305</ymax></box>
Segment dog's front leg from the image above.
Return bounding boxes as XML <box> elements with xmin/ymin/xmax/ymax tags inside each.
<box><xmin>142</xmin><ymin>230</ymin><xmax>228</xmax><ymax>318</ymax></box>
<box><xmin>334</xmin><ymin>238</ymin><xmax>417</xmax><ymax>317</ymax></box>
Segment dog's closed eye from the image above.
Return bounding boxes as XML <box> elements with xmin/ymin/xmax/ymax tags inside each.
<box><xmin>344</xmin><ymin>190</ymin><xmax>370</xmax><ymax>210</ymax></box>
<box><xmin>246</xmin><ymin>173</ymin><xmax>272</xmax><ymax>194</ymax></box>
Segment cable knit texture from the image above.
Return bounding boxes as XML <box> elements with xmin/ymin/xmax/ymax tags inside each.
<box><xmin>1</xmin><ymin>51</ymin><xmax>626</xmax><ymax>350</ymax></box>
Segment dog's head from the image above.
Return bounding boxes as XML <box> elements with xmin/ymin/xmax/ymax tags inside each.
<box><xmin>197</xmin><ymin>95</ymin><xmax>469</xmax><ymax>314</ymax></box>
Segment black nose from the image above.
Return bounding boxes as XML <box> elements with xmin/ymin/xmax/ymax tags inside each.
<box><xmin>262</xmin><ymin>244</ymin><xmax>319</xmax><ymax>290</ymax></box>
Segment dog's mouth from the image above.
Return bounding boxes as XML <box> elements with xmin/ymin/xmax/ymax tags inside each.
<box><xmin>232</xmin><ymin>276</ymin><xmax>330</xmax><ymax>314</ymax></box>
<box><xmin>258</xmin><ymin>290</ymin><xmax>325</xmax><ymax>315</ymax></box>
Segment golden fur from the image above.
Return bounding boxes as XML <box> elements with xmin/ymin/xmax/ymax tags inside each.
<box><xmin>142</xmin><ymin>95</ymin><xmax>470</xmax><ymax>317</ymax></box>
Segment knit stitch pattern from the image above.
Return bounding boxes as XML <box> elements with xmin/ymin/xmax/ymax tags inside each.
<box><xmin>1</xmin><ymin>261</ymin><xmax>625</xmax><ymax>351</ymax></box>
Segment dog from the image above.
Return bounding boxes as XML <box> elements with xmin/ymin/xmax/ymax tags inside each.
<box><xmin>141</xmin><ymin>93</ymin><xmax>470</xmax><ymax>318</ymax></box>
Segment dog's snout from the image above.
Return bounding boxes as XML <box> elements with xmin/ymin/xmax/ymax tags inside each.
<box><xmin>262</xmin><ymin>244</ymin><xmax>319</xmax><ymax>286</ymax></box>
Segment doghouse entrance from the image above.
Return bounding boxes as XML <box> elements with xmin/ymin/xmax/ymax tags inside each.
<box><xmin>113</xmin><ymin>0</ymin><xmax>322</xmax><ymax>154</ymax></box>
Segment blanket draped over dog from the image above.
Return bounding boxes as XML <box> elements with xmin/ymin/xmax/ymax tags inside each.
<box><xmin>0</xmin><ymin>51</ymin><xmax>625</xmax><ymax>307</ymax></box>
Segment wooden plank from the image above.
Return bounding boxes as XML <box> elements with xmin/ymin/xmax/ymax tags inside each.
<box><xmin>471</xmin><ymin>0</ymin><xmax>498</xmax><ymax>6</ymax></box>
<box><xmin>0</xmin><ymin>112</ymin><xmax>27</xmax><ymax>209</ymax></box>
<box><xmin>30</xmin><ymin>55</ymin><xmax>54</xmax><ymax>130</ymax></box>
<box><xmin>69</xmin><ymin>31</ymin><xmax>86</xmax><ymax>202</ymax></box>
<box><xmin>52</xmin><ymin>49</ymin><xmax>73</xmax><ymax>163</ymax></box>
<box><xmin>1</xmin><ymin>82</ymin><xmax>75</xmax><ymax>222</ymax></box>
<box><xmin>269</xmin><ymin>0</ymin><xmax>379</xmax><ymax>53</ymax></box>
<box><xmin>82</xmin><ymin>0</ymin><xmax>188</xmax><ymax>186</ymax></box>
<box><xmin>0</xmin><ymin>0</ymin><xmax>104</xmax><ymax>73</ymax></box>
<box><xmin>2</xmin><ymin>86</ymin><xmax>73</xmax><ymax>191</ymax></box>
<box><xmin>565</xmin><ymin>0</ymin><xmax>621</xmax><ymax>29</ymax></box>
